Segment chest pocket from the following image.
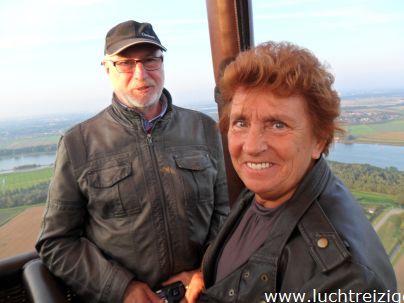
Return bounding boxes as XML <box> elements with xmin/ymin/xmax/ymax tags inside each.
<box><xmin>174</xmin><ymin>152</ymin><xmax>215</xmax><ymax>204</ymax></box>
<box><xmin>87</xmin><ymin>163</ymin><xmax>141</xmax><ymax>218</ymax></box>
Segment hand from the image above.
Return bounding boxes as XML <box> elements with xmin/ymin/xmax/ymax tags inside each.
<box><xmin>184</xmin><ymin>271</ymin><xmax>204</xmax><ymax>303</ymax></box>
<box><xmin>123</xmin><ymin>281</ymin><xmax>163</xmax><ymax>303</ymax></box>
<box><xmin>163</xmin><ymin>270</ymin><xmax>205</xmax><ymax>303</ymax></box>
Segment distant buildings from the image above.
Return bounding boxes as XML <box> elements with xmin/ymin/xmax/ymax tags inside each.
<box><xmin>339</xmin><ymin>111</ymin><xmax>401</xmax><ymax>124</ymax></box>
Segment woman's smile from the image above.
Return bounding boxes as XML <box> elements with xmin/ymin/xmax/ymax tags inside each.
<box><xmin>246</xmin><ymin>162</ymin><xmax>273</xmax><ymax>170</ymax></box>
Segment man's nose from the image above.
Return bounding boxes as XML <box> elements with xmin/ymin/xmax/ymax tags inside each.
<box><xmin>132</xmin><ymin>62</ymin><xmax>148</xmax><ymax>79</ymax></box>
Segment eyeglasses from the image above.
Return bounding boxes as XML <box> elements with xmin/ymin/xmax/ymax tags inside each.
<box><xmin>104</xmin><ymin>56</ymin><xmax>163</xmax><ymax>73</ymax></box>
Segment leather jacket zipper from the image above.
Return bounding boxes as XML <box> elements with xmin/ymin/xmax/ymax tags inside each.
<box><xmin>146</xmin><ymin>132</ymin><xmax>175</xmax><ymax>275</ymax></box>
<box><xmin>147</xmin><ymin>133</ymin><xmax>153</xmax><ymax>144</ymax></box>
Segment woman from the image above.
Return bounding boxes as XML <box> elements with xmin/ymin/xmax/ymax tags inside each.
<box><xmin>197</xmin><ymin>42</ymin><xmax>396</xmax><ymax>302</ymax></box>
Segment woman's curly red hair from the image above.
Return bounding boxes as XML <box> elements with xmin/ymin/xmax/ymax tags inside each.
<box><xmin>218</xmin><ymin>41</ymin><xmax>344</xmax><ymax>156</ymax></box>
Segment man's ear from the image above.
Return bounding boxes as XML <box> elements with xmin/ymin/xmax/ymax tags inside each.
<box><xmin>102</xmin><ymin>61</ymin><xmax>111</xmax><ymax>75</ymax></box>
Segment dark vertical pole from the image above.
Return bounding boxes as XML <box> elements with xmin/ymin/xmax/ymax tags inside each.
<box><xmin>206</xmin><ymin>0</ymin><xmax>254</xmax><ymax>206</ymax></box>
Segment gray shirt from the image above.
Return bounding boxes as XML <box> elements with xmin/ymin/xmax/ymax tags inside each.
<box><xmin>215</xmin><ymin>198</ymin><xmax>283</xmax><ymax>282</ymax></box>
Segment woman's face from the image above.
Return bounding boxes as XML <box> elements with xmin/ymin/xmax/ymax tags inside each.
<box><xmin>228</xmin><ymin>88</ymin><xmax>325</xmax><ymax>208</ymax></box>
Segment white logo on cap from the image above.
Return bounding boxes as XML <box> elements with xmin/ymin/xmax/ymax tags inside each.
<box><xmin>140</xmin><ymin>32</ymin><xmax>156</xmax><ymax>40</ymax></box>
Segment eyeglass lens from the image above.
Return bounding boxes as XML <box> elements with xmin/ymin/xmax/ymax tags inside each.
<box><xmin>115</xmin><ymin>57</ymin><xmax>162</xmax><ymax>73</ymax></box>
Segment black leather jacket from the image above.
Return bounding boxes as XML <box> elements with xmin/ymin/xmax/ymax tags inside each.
<box><xmin>200</xmin><ymin>157</ymin><xmax>396</xmax><ymax>303</ymax></box>
<box><xmin>36</xmin><ymin>89</ymin><xmax>229</xmax><ymax>302</ymax></box>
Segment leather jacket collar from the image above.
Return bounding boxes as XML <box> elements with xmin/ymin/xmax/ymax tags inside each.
<box><xmin>109</xmin><ymin>88</ymin><xmax>173</xmax><ymax>129</ymax></box>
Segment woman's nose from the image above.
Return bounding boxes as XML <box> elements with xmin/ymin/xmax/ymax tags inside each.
<box><xmin>242</xmin><ymin>126</ymin><xmax>268</xmax><ymax>155</ymax></box>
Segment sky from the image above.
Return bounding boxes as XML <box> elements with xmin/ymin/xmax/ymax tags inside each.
<box><xmin>0</xmin><ymin>0</ymin><xmax>403</xmax><ymax>119</ymax></box>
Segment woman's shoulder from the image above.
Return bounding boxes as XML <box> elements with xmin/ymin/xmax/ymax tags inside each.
<box><xmin>303</xmin><ymin>176</ymin><xmax>396</xmax><ymax>291</ymax></box>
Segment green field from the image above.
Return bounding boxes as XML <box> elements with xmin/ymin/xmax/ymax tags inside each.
<box><xmin>353</xmin><ymin>191</ymin><xmax>397</xmax><ymax>205</ymax></box>
<box><xmin>350</xmin><ymin>119</ymin><xmax>404</xmax><ymax>135</ymax></box>
<box><xmin>0</xmin><ymin>134</ymin><xmax>60</xmax><ymax>149</ymax></box>
<box><xmin>0</xmin><ymin>205</ymin><xmax>31</xmax><ymax>226</ymax></box>
<box><xmin>348</xmin><ymin>118</ymin><xmax>404</xmax><ymax>145</ymax></box>
<box><xmin>0</xmin><ymin>167</ymin><xmax>53</xmax><ymax>191</ymax></box>
<box><xmin>353</xmin><ymin>191</ymin><xmax>398</xmax><ymax>223</ymax></box>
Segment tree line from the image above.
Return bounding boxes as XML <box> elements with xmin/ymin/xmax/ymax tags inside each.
<box><xmin>0</xmin><ymin>182</ymin><xmax>50</xmax><ymax>208</ymax></box>
<box><xmin>327</xmin><ymin>160</ymin><xmax>404</xmax><ymax>205</ymax></box>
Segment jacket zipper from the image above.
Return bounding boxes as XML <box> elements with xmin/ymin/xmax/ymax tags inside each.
<box><xmin>146</xmin><ymin>132</ymin><xmax>175</xmax><ymax>275</ymax></box>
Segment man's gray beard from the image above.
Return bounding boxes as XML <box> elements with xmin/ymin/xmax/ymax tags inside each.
<box><xmin>124</xmin><ymin>89</ymin><xmax>162</xmax><ymax>109</ymax></box>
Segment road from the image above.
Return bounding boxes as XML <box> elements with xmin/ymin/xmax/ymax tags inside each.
<box><xmin>373</xmin><ymin>208</ymin><xmax>404</xmax><ymax>232</ymax></box>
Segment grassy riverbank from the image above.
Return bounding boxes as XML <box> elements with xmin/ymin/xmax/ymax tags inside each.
<box><xmin>344</xmin><ymin>118</ymin><xmax>404</xmax><ymax>146</ymax></box>
<box><xmin>0</xmin><ymin>167</ymin><xmax>53</xmax><ymax>191</ymax></box>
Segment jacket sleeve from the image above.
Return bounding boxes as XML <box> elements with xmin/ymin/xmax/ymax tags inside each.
<box><xmin>35</xmin><ymin>137</ymin><xmax>134</xmax><ymax>303</ymax></box>
<box><xmin>205</xmin><ymin>121</ymin><xmax>230</xmax><ymax>245</ymax></box>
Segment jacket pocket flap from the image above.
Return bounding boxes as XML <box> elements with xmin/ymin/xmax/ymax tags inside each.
<box><xmin>175</xmin><ymin>154</ymin><xmax>210</xmax><ymax>171</ymax></box>
<box><xmin>88</xmin><ymin>164</ymin><xmax>131</xmax><ymax>188</ymax></box>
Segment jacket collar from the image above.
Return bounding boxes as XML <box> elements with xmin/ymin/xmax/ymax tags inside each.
<box><xmin>251</xmin><ymin>157</ymin><xmax>350</xmax><ymax>274</ymax></box>
<box><xmin>203</xmin><ymin>157</ymin><xmax>332</xmax><ymax>286</ymax></box>
<box><xmin>242</xmin><ymin>157</ymin><xmax>332</xmax><ymax>247</ymax></box>
<box><xmin>264</xmin><ymin>157</ymin><xmax>331</xmax><ymax>249</ymax></box>
<box><xmin>109</xmin><ymin>88</ymin><xmax>173</xmax><ymax>129</ymax></box>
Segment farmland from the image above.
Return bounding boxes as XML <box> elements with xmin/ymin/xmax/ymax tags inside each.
<box><xmin>0</xmin><ymin>205</ymin><xmax>32</xmax><ymax>226</ymax></box>
<box><xmin>0</xmin><ymin>134</ymin><xmax>60</xmax><ymax>150</ymax></box>
<box><xmin>0</xmin><ymin>167</ymin><xmax>52</xmax><ymax>209</ymax></box>
<box><xmin>339</xmin><ymin>96</ymin><xmax>404</xmax><ymax>145</ymax></box>
<box><xmin>0</xmin><ymin>167</ymin><xmax>53</xmax><ymax>191</ymax></box>
<box><xmin>348</xmin><ymin>118</ymin><xmax>404</xmax><ymax>145</ymax></box>
<box><xmin>0</xmin><ymin>205</ymin><xmax>44</xmax><ymax>259</ymax></box>
<box><xmin>0</xmin><ymin>113</ymin><xmax>89</xmax><ymax>149</ymax></box>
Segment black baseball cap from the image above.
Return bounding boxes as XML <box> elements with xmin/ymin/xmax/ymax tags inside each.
<box><xmin>104</xmin><ymin>20</ymin><xmax>167</xmax><ymax>55</ymax></box>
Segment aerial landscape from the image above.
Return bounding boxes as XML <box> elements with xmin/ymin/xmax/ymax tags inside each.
<box><xmin>1</xmin><ymin>91</ymin><xmax>403</xmax><ymax>292</ymax></box>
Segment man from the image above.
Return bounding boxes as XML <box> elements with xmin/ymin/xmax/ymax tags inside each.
<box><xmin>36</xmin><ymin>20</ymin><xmax>229</xmax><ymax>303</ymax></box>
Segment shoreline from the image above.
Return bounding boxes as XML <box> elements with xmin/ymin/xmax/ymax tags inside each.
<box><xmin>338</xmin><ymin>140</ymin><xmax>404</xmax><ymax>147</ymax></box>
<box><xmin>0</xmin><ymin>164</ymin><xmax>53</xmax><ymax>175</ymax></box>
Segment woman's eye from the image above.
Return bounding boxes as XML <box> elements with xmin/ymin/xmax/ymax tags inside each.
<box><xmin>273</xmin><ymin>121</ymin><xmax>286</xmax><ymax>129</ymax></box>
<box><xmin>234</xmin><ymin>120</ymin><xmax>247</xmax><ymax>128</ymax></box>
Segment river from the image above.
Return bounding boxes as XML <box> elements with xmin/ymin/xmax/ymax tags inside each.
<box><xmin>0</xmin><ymin>143</ymin><xmax>403</xmax><ymax>173</ymax></box>
<box><xmin>327</xmin><ymin>143</ymin><xmax>404</xmax><ymax>171</ymax></box>
<box><xmin>0</xmin><ymin>153</ymin><xmax>56</xmax><ymax>173</ymax></box>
